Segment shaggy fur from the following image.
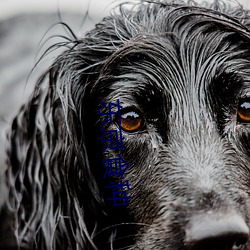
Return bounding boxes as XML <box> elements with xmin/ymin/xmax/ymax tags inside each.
<box><xmin>2</xmin><ymin>0</ymin><xmax>250</xmax><ymax>249</ymax></box>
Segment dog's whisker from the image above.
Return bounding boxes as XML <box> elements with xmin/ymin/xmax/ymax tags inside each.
<box><xmin>93</xmin><ymin>222</ymin><xmax>149</xmax><ymax>238</ymax></box>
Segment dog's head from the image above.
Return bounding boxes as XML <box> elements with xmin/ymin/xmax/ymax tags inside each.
<box><xmin>3</xmin><ymin>1</ymin><xmax>250</xmax><ymax>249</ymax></box>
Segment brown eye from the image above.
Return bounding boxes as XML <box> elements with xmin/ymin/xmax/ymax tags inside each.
<box><xmin>237</xmin><ymin>99</ymin><xmax>250</xmax><ymax>123</ymax></box>
<box><xmin>119</xmin><ymin>110</ymin><xmax>144</xmax><ymax>133</ymax></box>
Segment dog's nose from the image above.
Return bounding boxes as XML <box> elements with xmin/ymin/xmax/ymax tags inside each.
<box><xmin>185</xmin><ymin>213</ymin><xmax>249</xmax><ymax>250</ymax></box>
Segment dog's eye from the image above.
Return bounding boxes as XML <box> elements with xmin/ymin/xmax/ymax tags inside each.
<box><xmin>237</xmin><ymin>98</ymin><xmax>250</xmax><ymax>123</ymax></box>
<box><xmin>119</xmin><ymin>110</ymin><xmax>144</xmax><ymax>133</ymax></box>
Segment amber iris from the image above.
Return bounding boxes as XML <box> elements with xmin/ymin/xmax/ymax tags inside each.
<box><xmin>237</xmin><ymin>99</ymin><xmax>250</xmax><ymax>123</ymax></box>
<box><xmin>120</xmin><ymin>110</ymin><xmax>144</xmax><ymax>132</ymax></box>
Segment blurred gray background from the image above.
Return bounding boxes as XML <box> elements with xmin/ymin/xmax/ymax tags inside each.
<box><xmin>0</xmin><ymin>0</ymin><xmax>250</xmax><ymax>174</ymax></box>
<box><xmin>0</xmin><ymin>0</ymin><xmax>118</xmax><ymax>172</ymax></box>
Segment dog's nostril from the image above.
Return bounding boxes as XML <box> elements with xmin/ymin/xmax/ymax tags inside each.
<box><xmin>235</xmin><ymin>236</ymin><xmax>249</xmax><ymax>248</ymax></box>
<box><xmin>187</xmin><ymin>234</ymin><xmax>248</xmax><ymax>250</ymax></box>
<box><xmin>185</xmin><ymin>213</ymin><xmax>249</xmax><ymax>250</ymax></box>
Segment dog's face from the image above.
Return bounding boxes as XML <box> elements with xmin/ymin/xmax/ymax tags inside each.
<box><xmin>3</xmin><ymin>1</ymin><xmax>250</xmax><ymax>250</ymax></box>
<box><xmin>91</xmin><ymin>3</ymin><xmax>250</xmax><ymax>250</ymax></box>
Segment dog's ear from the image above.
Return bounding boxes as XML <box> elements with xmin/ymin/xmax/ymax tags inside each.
<box><xmin>3</xmin><ymin>16</ymin><xmax>125</xmax><ymax>249</ymax></box>
<box><xmin>5</xmin><ymin>67</ymin><xmax>99</xmax><ymax>249</ymax></box>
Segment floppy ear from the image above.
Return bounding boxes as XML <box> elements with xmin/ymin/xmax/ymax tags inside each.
<box><xmin>2</xmin><ymin>16</ymin><xmax>126</xmax><ymax>249</ymax></box>
<box><xmin>4</xmin><ymin>67</ymin><xmax>98</xmax><ymax>248</ymax></box>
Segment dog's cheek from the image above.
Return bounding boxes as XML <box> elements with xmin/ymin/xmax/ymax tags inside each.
<box><xmin>118</xmin><ymin>136</ymin><xmax>163</xmax><ymax>224</ymax></box>
<box><xmin>100</xmin><ymin>132</ymin><xmax>160</xmax><ymax>225</ymax></box>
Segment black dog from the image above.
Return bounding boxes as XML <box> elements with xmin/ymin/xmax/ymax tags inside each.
<box><xmin>2</xmin><ymin>0</ymin><xmax>250</xmax><ymax>249</ymax></box>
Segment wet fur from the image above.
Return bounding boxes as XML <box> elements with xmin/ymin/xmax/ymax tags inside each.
<box><xmin>2</xmin><ymin>0</ymin><xmax>250</xmax><ymax>249</ymax></box>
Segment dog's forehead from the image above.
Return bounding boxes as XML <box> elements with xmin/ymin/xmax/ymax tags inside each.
<box><xmin>100</xmin><ymin>6</ymin><xmax>250</xmax><ymax>103</ymax></box>
<box><xmin>105</xmin><ymin>36</ymin><xmax>249</xmax><ymax>100</ymax></box>
<box><xmin>92</xmin><ymin>2</ymin><xmax>250</xmax><ymax>130</ymax></box>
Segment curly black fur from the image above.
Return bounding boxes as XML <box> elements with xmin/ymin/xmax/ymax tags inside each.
<box><xmin>2</xmin><ymin>0</ymin><xmax>250</xmax><ymax>249</ymax></box>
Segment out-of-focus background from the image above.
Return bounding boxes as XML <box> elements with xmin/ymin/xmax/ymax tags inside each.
<box><xmin>0</xmin><ymin>0</ymin><xmax>250</xmax><ymax>173</ymax></box>
<box><xmin>0</xmin><ymin>0</ymin><xmax>119</xmax><ymax>170</ymax></box>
